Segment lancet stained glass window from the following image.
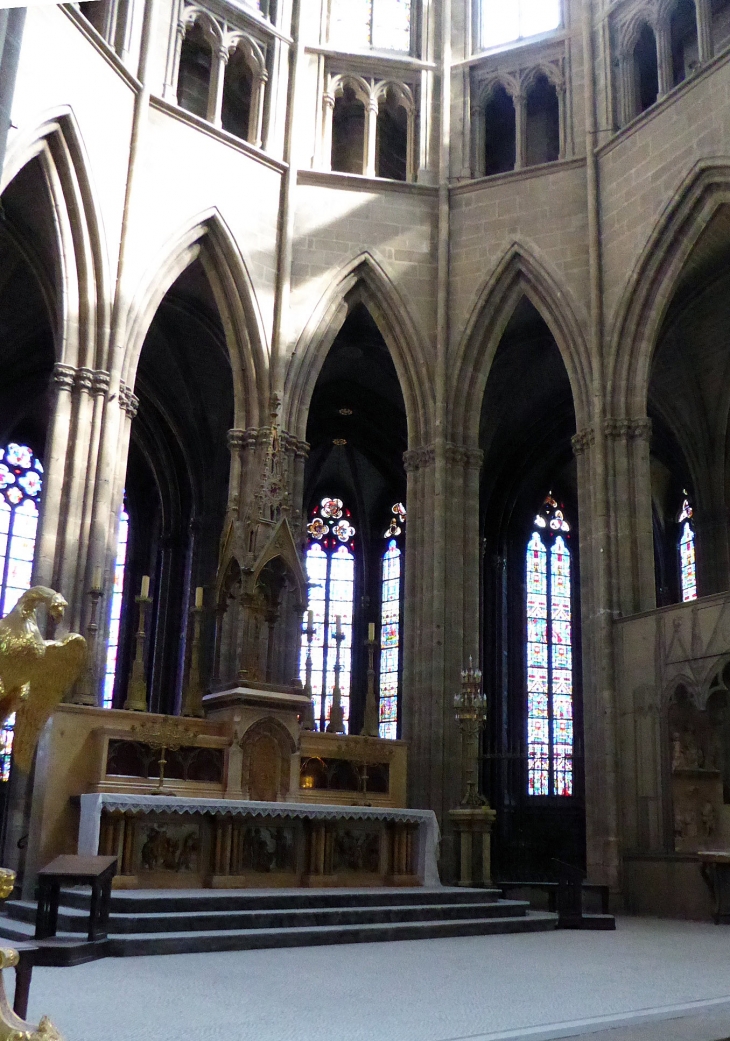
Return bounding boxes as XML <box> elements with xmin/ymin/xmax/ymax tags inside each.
<box><xmin>300</xmin><ymin>498</ymin><xmax>356</xmax><ymax>731</ymax></box>
<box><xmin>379</xmin><ymin>502</ymin><xmax>406</xmax><ymax>739</ymax></box>
<box><xmin>526</xmin><ymin>495</ymin><xmax>573</xmax><ymax>797</ymax></box>
<box><xmin>481</xmin><ymin>0</ymin><xmax>560</xmax><ymax>49</ymax></box>
<box><xmin>678</xmin><ymin>496</ymin><xmax>697</xmax><ymax>602</ymax></box>
<box><xmin>0</xmin><ymin>443</ymin><xmax>43</xmax><ymax>781</ymax></box>
<box><xmin>330</xmin><ymin>0</ymin><xmax>412</xmax><ymax>53</ymax></box>
<box><xmin>103</xmin><ymin>506</ymin><xmax>129</xmax><ymax>709</ymax></box>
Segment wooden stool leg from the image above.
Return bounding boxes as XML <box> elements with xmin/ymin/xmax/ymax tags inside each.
<box><xmin>13</xmin><ymin>959</ymin><xmax>32</xmax><ymax>1019</ymax></box>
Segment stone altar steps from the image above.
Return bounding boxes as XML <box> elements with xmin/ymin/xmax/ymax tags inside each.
<box><xmin>0</xmin><ymin>886</ymin><xmax>556</xmax><ymax>958</ymax></box>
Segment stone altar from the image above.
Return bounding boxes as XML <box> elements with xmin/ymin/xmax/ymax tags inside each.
<box><xmin>78</xmin><ymin>794</ymin><xmax>440</xmax><ymax>889</ymax></box>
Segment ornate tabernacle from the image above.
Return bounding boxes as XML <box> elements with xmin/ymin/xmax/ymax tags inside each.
<box><xmin>79</xmin><ymin>794</ymin><xmax>439</xmax><ymax>889</ymax></box>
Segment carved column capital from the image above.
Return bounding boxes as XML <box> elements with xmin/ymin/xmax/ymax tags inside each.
<box><xmin>53</xmin><ymin>362</ymin><xmax>76</xmax><ymax>392</ymax></box>
<box><xmin>571</xmin><ymin>427</ymin><xmax>595</xmax><ymax>456</ymax></box>
<box><xmin>119</xmin><ymin>382</ymin><xmax>139</xmax><ymax>419</ymax></box>
<box><xmin>92</xmin><ymin>370</ymin><xmax>110</xmax><ymax>396</ymax></box>
<box><xmin>74</xmin><ymin>367</ymin><xmax>94</xmax><ymax>394</ymax></box>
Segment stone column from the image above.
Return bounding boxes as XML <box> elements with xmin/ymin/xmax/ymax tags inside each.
<box><xmin>208</xmin><ymin>45</ymin><xmax>229</xmax><ymax>127</ymax></box>
<box><xmin>365</xmin><ymin>95</ymin><xmax>378</xmax><ymax>178</ymax></box>
<box><xmin>696</xmin><ymin>0</ymin><xmax>713</xmax><ymax>63</ymax></box>
<box><xmin>163</xmin><ymin>5</ymin><xmax>186</xmax><ymax>100</ymax></box>
<box><xmin>472</xmin><ymin>104</ymin><xmax>485</xmax><ymax>178</ymax></box>
<box><xmin>557</xmin><ymin>83</ymin><xmax>567</xmax><ymax>159</ymax></box>
<box><xmin>513</xmin><ymin>91</ymin><xmax>526</xmax><ymax>170</ymax></box>
<box><xmin>604</xmin><ymin>418</ymin><xmax>655</xmax><ymax>616</ymax></box>
<box><xmin>656</xmin><ymin>19</ymin><xmax>673</xmax><ymax>97</ymax></box>
<box><xmin>250</xmin><ymin>69</ymin><xmax>269</xmax><ymax>147</ymax></box>
<box><xmin>321</xmin><ymin>89</ymin><xmax>335</xmax><ymax>171</ymax></box>
<box><xmin>402</xmin><ymin>441</ymin><xmax>482</xmax><ymax>878</ymax></box>
<box><xmin>34</xmin><ymin>364</ymin><xmax>76</xmax><ymax>594</ymax></box>
<box><xmin>619</xmin><ymin>51</ymin><xmax>636</xmax><ymax>126</ymax></box>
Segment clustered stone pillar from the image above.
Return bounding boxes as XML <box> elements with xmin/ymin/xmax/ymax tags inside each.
<box><xmin>402</xmin><ymin>440</ymin><xmax>483</xmax><ymax>875</ymax></box>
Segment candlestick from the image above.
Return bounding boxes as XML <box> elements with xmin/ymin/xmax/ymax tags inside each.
<box><xmin>300</xmin><ymin>614</ymin><xmax>316</xmax><ymax>731</ymax></box>
<box><xmin>92</xmin><ymin>566</ymin><xmax>103</xmax><ymax>592</ymax></box>
<box><xmin>361</xmin><ymin>623</ymin><xmax>379</xmax><ymax>738</ymax></box>
<box><xmin>124</xmin><ymin>587</ymin><xmax>153</xmax><ymax>711</ymax></box>
<box><xmin>326</xmin><ymin>620</ymin><xmax>346</xmax><ymax>734</ymax></box>
<box><xmin>182</xmin><ymin>591</ymin><xmax>204</xmax><ymax>717</ymax></box>
<box><xmin>141</xmin><ymin>575</ymin><xmax>150</xmax><ymax>598</ymax></box>
<box><xmin>453</xmin><ymin>656</ymin><xmax>488</xmax><ymax>808</ymax></box>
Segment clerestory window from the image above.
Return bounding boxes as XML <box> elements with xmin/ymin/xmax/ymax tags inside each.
<box><xmin>480</xmin><ymin>0</ymin><xmax>561</xmax><ymax>50</ymax></box>
<box><xmin>678</xmin><ymin>495</ymin><xmax>697</xmax><ymax>602</ymax></box>
<box><xmin>526</xmin><ymin>494</ymin><xmax>574</xmax><ymax>798</ymax></box>
<box><xmin>330</xmin><ymin>0</ymin><xmax>413</xmax><ymax>53</ymax></box>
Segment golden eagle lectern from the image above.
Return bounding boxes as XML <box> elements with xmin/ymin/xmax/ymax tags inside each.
<box><xmin>0</xmin><ymin>586</ymin><xmax>84</xmax><ymax>1041</ymax></box>
<box><xmin>0</xmin><ymin>587</ymin><xmax>86</xmax><ymax>772</ymax></box>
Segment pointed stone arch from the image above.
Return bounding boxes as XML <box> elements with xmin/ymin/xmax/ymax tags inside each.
<box><xmin>449</xmin><ymin>244</ymin><xmax>591</xmax><ymax>446</ymax></box>
<box><xmin>1</xmin><ymin>107</ymin><xmax>110</xmax><ymax>370</ymax></box>
<box><xmin>282</xmin><ymin>251</ymin><xmax>432</xmax><ymax>445</ymax></box>
<box><xmin>121</xmin><ymin>208</ymin><xmax>268</xmax><ymax>430</ymax></box>
<box><xmin>608</xmin><ymin>160</ymin><xmax>730</xmax><ymax>420</ymax></box>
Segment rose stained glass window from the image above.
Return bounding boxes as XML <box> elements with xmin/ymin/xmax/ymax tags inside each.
<box><xmin>678</xmin><ymin>496</ymin><xmax>697</xmax><ymax>602</ymax></box>
<box><xmin>379</xmin><ymin>502</ymin><xmax>406</xmax><ymax>739</ymax></box>
<box><xmin>300</xmin><ymin>498</ymin><xmax>355</xmax><ymax>731</ymax></box>
<box><xmin>330</xmin><ymin>0</ymin><xmax>412</xmax><ymax>53</ymax></box>
<box><xmin>0</xmin><ymin>443</ymin><xmax>43</xmax><ymax>781</ymax></box>
<box><xmin>103</xmin><ymin>506</ymin><xmax>129</xmax><ymax>709</ymax></box>
<box><xmin>526</xmin><ymin>494</ymin><xmax>573</xmax><ymax>797</ymax></box>
<box><xmin>481</xmin><ymin>0</ymin><xmax>560</xmax><ymax>49</ymax></box>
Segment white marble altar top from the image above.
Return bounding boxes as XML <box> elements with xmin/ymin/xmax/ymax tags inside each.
<box><xmin>78</xmin><ymin>794</ymin><xmax>441</xmax><ymax>885</ymax></box>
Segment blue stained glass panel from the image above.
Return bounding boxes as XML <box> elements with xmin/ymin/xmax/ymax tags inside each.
<box><xmin>527</xmin><ymin>642</ymin><xmax>548</xmax><ymax>668</ymax></box>
<box><xmin>527</xmin><ymin>666</ymin><xmax>548</xmax><ymax>692</ymax></box>
<box><xmin>103</xmin><ymin>507</ymin><xmax>129</xmax><ymax>709</ymax></box>
<box><xmin>379</xmin><ymin>538</ymin><xmax>402</xmax><ymax>739</ymax></box>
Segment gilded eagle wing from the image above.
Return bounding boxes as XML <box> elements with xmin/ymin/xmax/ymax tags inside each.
<box><xmin>12</xmin><ymin>633</ymin><xmax>87</xmax><ymax>772</ymax></box>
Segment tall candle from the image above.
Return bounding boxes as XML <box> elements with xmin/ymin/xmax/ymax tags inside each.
<box><xmin>368</xmin><ymin>622</ymin><xmax>375</xmax><ymax>642</ymax></box>
<box><xmin>335</xmin><ymin>614</ymin><xmax>341</xmax><ymax>635</ymax></box>
<box><xmin>195</xmin><ymin>586</ymin><xmax>204</xmax><ymax>609</ymax></box>
<box><xmin>140</xmin><ymin>575</ymin><xmax>150</xmax><ymax>598</ymax></box>
<box><xmin>92</xmin><ymin>566</ymin><xmax>103</xmax><ymax>590</ymax></box>
<box><xmin>307</xmin><ymin>609</ymin><xmax>314</xmax><ymax>629</ymax></box>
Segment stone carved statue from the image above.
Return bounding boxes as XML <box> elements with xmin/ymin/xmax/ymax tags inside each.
<box><xmin>0</xmin><ymin>586</ymin><xmax>83</xmax><ymax>1040</ymax></box>
<box><xmin>0</xmin><ymin>587</ymin><xmax>86</xmax><ymax>772</ymax></box>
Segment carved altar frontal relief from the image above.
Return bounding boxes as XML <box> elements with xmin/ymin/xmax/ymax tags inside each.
<box><xmin>136</xmin><ymin>820</ymin><xmax>203</xmax><ymax>884</ymax></box>
<box><xmin>333</xmin><ymin>829</ymin><xmax>381</xmax><ymax>873</ymax></box>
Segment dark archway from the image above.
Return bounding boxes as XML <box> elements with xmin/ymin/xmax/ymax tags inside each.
<box><xmin>480</xmin><ymin>297</ymin><xmax>584</xmax><ymax>880</ymax></box>
<box><xmin>648</xmin><ymin>203</ymin><xmax>730</xmax><ymax>603</ymax></box>
<box><xmin>114</xmin><ymin>258</ymin><xmax>234</xmax><ymax>714</ymax></box>
<box><xmin>303</xmin><ymin>303</ymin><xmax>407</xmax><ymax>734</ymax></box>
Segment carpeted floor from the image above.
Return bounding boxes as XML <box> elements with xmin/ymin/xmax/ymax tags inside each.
<box><xmin>17</xmin><ymin>917</ymin><xmax>730</xmax><ymax>1041</ymax></box>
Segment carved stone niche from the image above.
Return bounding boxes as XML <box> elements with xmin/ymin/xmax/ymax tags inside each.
<box><xmin>669</xmin><ymin>683</ymin><xmax>728</xmax><ymax>852</ymax></box>
<box><xmin>241</xmin><ymin>717</ymin><xmax>297</xmax><ymax>802</ymax></box>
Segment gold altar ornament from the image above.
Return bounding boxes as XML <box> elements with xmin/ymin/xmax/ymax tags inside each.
<box><xmin>131</xmin><ymin>716</ymin><xmax>200</xmax><ymax>790</ymax></box>
<box><xmin>0</xmin><ymin>949</ymin><xmax>64</xmax><ymax>1040</ymax></box>
<box><xmin>0</xmin><ymin>587</ymin><xmax>86</xmax><ymax>771</ymax></box>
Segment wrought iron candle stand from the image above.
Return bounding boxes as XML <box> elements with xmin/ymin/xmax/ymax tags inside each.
<box><xmin>454</xmin><ymin>657</ymin><xmax>488</xmax><ymax>808</ymax></box>
<box><xmin>449</xmin><ymin>657</ymin><xmax>496</xmax><ymax>886</ymax></box>
<box><xmin>300</xmin><ymin>611</ymin><xmax>316</xmax><ymax>731</ymax></box>
<box><xmin>326</xmin><ymin>618</ymin><xmax>346</xmax><ymax>734</ymax></box>
<box><xmin>124</xmin><ymin>581</ymin><xmax>152</xmax><ymax>712</ymax></box>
